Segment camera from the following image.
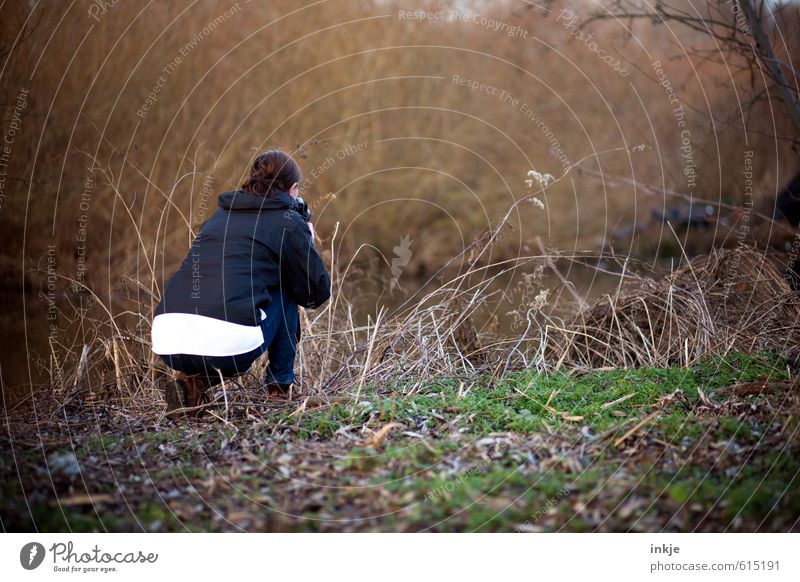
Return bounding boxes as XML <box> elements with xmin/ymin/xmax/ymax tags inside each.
<box><xmin>292</xmin><ymin>196</ymin><xmax>312</xmax><ymax>222</ymax></box>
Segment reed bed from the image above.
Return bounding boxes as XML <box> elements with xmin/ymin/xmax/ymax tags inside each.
<box><xmin>14</xmin><ymin>237</ymin><xmax>798</xmax><ymax>427</ymax></box>
<box><xmin>11</xmin><ymin>155</ymin><xmax>799</xmax><ymax>422</ymax></box>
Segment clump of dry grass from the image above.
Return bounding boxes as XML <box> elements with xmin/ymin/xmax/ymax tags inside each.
<box><xmin>557</xmin><ymin>247</ymin><xmax>800</xmax><ymax>369</ymax></box>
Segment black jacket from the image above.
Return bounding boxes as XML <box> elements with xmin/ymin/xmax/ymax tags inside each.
<box><xmin>155</xmin><ymin>189</ymin><xmax>331</xmax><ymax>325</ymax></box>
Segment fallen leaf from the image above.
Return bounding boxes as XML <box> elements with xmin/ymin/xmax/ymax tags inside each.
<box><xmin>357</xmin><ymin>422</ymin><xmax>401</xmax><ymax>448</ymax></box>
<box><xmin>58</xmin><ymin>494</ymin><xmax>113</xmax><ymax>506</ymax></box>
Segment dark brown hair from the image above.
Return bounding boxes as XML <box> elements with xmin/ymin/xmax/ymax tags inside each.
<box><xmin>240</xmin><ymin>149</ymin><xmax>301</xmax><ymax>197</ymax></box>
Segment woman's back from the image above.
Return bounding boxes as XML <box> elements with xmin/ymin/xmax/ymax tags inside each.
<box><xmin>155</xmin><ymin>188</ymin><xmax>330</xmax><ymax>326</ymax></box>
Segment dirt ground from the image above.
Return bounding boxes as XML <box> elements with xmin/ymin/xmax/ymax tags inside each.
<box><xmin>2</xmin><ymin>352</ymin><xmax>799</xmax><ymax>532</ymax></box>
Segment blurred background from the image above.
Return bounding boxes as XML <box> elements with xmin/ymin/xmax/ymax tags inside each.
<box><xmin>1</xmin><ymin>0</ymin><xmax>798</xmax><ymax>391</ymax></box>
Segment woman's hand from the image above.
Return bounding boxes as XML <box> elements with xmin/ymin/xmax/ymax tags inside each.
<box><xmin>307</xmin><ymin>221</ymin><xmax>316</xmax><ymax>243</ymax></box>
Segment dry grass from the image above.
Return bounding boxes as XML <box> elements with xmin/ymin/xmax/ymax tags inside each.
<box><xmin>560</xmin><ymin>247</ymin><xmax>800</xmax><ymax>369</ymax></box>
<box><xmin>13</xmin><ymin>206</ymin><xmax>798</xmax><ymax>425</ymax></box>
<box><xmin>2</xmin><ymin>0</ymin><xmax>799</xmax><ymax>289</ymax></box>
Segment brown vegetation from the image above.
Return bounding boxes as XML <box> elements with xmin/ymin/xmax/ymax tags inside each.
<box><xmin>1</xmin><ymin>0</ymin><xmax>799</xmax><ymax>295</ymax></box>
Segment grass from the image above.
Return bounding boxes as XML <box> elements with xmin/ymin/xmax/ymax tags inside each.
<box><xmin>2</xmin><ymin>351</ymin><xmax>798</xmax><ymax>532</ymax></box>
<box><xmin>277</xmin><ymin>351</ymin><xmax>788</xmax><ymax>437</ymax></box>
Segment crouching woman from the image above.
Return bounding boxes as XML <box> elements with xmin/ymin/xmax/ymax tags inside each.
<box><xmin>151</xmin><ymin>150</ymin><xmax>330</xmax><ymax>416</ymax></box>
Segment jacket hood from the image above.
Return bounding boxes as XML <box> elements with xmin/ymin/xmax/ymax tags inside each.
<box><xmin>218</xmin><ymin>189</ymin><xmax>294</xmax><ymax>212</ymax></box>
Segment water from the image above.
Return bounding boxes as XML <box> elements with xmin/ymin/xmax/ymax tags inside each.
<box><xmin>0</xmin><ymin>287</ymin><xmax>57</xmax><ymax>392</ymax></box>
<box><xmin>342</xmin><ymin>260</ymin><xmax>623</xmax><ymax>332</ymax></box>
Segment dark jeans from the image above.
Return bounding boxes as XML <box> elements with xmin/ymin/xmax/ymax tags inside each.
<box><xmin>159</xmin><ymin>288</ymin><xmax>299</xmax><ymax>387</ymax></box>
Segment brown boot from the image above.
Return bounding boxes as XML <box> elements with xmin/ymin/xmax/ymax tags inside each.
<box><xmin>265</xmin><ymin>382</ymin><xmax>292</xmax><ymax>401</ymax></box>
<box><xmin>180</xmin><ymin>372</ymin><xmax>208</xmax><ymax>408</ymax></box>
<box><xmin>164</xmin><ymin>372</ymin><xmax>208</xmax><ymax>417</ymax></box>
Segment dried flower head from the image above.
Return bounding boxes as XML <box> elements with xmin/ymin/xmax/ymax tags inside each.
<box><xmin>526</xmin><ymin>169</ymin><xmax>555</xmax><ymax>187</ymax></box>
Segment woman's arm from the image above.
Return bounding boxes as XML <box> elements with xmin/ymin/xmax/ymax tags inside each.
<box><xmin>279</xmin><ymin>220</ymin><xmax>331</xmax><ymax>308</ymax></box>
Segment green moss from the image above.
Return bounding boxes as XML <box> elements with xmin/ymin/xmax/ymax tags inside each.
<box><xmin>135</xmin><ymin>430</ymin><xmax>186</xmax><ymax>445</ymax></box>
<box><xmin>132</xmin><ymin>502</ymin><xmax>187</xmax><ymax>532</ymax></box>
<box><xmin>692</xmin><ymin>352</ymin><xmax>788</xmax><ymax>388</ymax></box>
<box><xmin>280</xmin><ymin>352</ymin><xmax>790</xmax><ymax>439</ymax></box>
<box><xmin>382</xmin><ymin>464</ymin><xmax>598</xmax><ymax>531</ymax></box>
<box><xmin>155</xmin><ymin>464</ymin><xmax>207</xmax><ymax>481</ymax></box>
<box><xmin>638</xmin><ymin>457</ymin><xmax>800</xmax><ymax>528</ymax></box>
<box><xmin>81</xmin><ymin>434</ymin><xmax>126</xmax><ymax>455</ymax></box>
